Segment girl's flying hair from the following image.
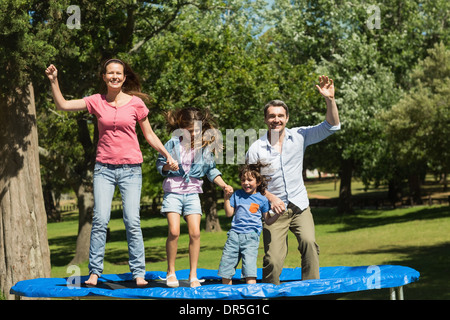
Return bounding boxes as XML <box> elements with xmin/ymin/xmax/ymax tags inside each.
<box><xmin>165</xmin><ymin>107</ymin><xmax>219</xmax><ymax>148</ymax></box>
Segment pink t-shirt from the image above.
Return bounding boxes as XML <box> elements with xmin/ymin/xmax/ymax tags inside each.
<box><xmin>162</xmin><ymin>142</ymin><xmax>203</xmax><ymax>194</ymax></box>
<box><xmin>83</xmin><ymin>94</ymin><xmax>149</xmax><ymax>164</ymax></box>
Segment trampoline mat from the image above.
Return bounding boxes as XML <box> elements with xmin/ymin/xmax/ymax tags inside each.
<box><xmin>10</xmin><ymin>265</ymin><xmax>419</xmax><ymax>300</ymax></box>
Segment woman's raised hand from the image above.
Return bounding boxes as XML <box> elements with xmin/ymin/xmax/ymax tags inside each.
<box><xmin>45</xmin><ymin>64</ymin><xmax>58</xmax><ymax>81</ymax></box>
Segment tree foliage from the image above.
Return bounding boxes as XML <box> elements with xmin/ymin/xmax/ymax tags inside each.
<box><xmin>382</xmin><ymin>42</ymin><xmax>450</xmax><ymax>194</ymax></box>
<box><xmin>264</xmin><ymin>0</ymin><xmax>449</xmax><ymax>212</ymax></box>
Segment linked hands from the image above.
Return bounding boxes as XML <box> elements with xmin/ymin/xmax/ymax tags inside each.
<box><xmin>223</xmin><ymin>185</ymin><xmax>234</xmax><ymax>199</ymax></box>
<box><xmin>269</xmin><ymin>197</ymin><xmax>286</xmax><ymax>215</ymax></box>
<box><xmin>166</xmin><ymin>156</ymin><xmax>179</xmax><ymax>171</ymax></box>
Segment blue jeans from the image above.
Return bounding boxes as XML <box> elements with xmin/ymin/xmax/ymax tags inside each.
<box><xmin>218</xmin><ymin>230</ymin><xmax>260</xmax><ymax>279</ymax></box>
<box><xmin>89</xmin><ymin>162</ymin><xmax>145</xmax><ymax>279</ymax></box>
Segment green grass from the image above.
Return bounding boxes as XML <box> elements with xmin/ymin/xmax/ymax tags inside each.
<box><xmin>47</xmin><ymin>178</ymin><xmax>450</xmax><ymax>300</ymax></box>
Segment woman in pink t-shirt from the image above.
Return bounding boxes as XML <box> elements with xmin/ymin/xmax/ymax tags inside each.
<box><xmin>45</xmin><ymin>59</ymin><xmax>178</xmax><ymax>287</ymax></box>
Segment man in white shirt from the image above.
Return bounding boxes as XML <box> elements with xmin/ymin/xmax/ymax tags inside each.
<box><xmin>247</xmin><ymin>76</ymin><xmax>340</xmax><ymax>284</ymax></box>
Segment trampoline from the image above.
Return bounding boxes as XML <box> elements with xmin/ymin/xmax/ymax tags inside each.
<box><xmin>11</xmin><ymin>265</ymin><xmax>419</xmax><ymax>300</ymax></box>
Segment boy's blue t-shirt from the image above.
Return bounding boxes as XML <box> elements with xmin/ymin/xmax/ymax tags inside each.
<box><xmin>229</xmin><ymin>189</ymin><xmax>270</xmax><ymax>235</ymax></box>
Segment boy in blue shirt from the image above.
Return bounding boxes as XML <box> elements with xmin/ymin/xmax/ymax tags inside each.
<box><xmin>218</xmin><ymin>162</ymin><xmax>281</xmax><ymax>284</ymax></box>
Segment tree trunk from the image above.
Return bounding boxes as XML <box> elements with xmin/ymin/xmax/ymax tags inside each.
<box><xmin>408</xmin><ymin>173</ymin><xmax>422</xmax><ymax>205</ymax></box>
<box><xmin>441</xmin><ymin>172</ymin><xmax>448</xmax><ymax>192</ymax></box>
<box><xmin>0</xmin><ymin>83</ymin><xmax>51</xmax><ymax>299</ymax></box>
<box><xmin>338</xmin><ymin>158</ymin><xmax>354</xmax><ymax>214</ymax></box>
<box><xmin>43</xmin><ymin>181</ymin><xmax>61</xmax><ymax>222</ymax></box>
<box><xmin>388</xmin><ymin>179</ymin><xmax>403</xmax><ymax>208</ymax></box>
<box><xmin>69</xmin><ymin>115</ymin><xmax>97</xmax><ymax>265</ymax></box>
<box><xmin>69</xmin><ymin>179</ymin><xmax>94</xmax><ymax>265</ymax></box>
<box><xmin>201</xmin><ymin>179</ymin><xmax>222</xmax><ymax>232</ymax></box>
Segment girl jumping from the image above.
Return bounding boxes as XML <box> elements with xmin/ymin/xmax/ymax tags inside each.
<box><xmin>156</xmin><ymin>107</ymin><xmax>233</xmax><ymax>287</ymax></box>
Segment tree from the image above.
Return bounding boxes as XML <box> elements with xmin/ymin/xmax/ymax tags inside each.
<box><xmin>0</xmin><ymin>0</ymin><xmax>53</xmax><ymax>299</ymax></box>
<box><xmin>317</xmin><ymin>34</ymin><xmax>399</xmax><ymax>213</ymax></box>
<box><xmin>382</xmin><ymin>42</ymin><xmax>450</xmax><ymax>202</ymax></box>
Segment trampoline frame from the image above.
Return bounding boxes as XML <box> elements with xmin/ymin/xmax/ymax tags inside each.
<box><xmin>14</xmin><ymin>285</ymin><xmax>406</xmax><ymax>300</ymax></box>
<box><xmin>11</xmin><ymin>265</ymin><xmax>419</xmax><ymax>300</ymax></box>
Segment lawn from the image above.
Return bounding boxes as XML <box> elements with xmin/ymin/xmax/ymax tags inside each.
<box><xmin>47</xmin><ymin>179</ymin><xmax>450</xmax><ymax>300</ymax></box>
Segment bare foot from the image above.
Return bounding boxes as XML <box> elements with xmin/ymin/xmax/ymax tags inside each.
<box><xmin>136</xmin><ymin>277</ymin><xmax>148</xmax><ymax>287</ymax></box>
<box><xmin>85</xmin><ymin>274</ymin><xmax>99</xmax><ymax>286</ymax></box>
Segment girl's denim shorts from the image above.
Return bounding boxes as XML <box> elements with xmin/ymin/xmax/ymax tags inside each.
<box><xmin>161</xmin><ymin>192</ymin><xmax>202</xmax><ymax>217</ymax></box>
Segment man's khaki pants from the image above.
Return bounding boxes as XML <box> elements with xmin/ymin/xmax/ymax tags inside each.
<box><xmin>262</xmin><ymin>204</ymin><xmax>320</xmax><ymax>285</ymax></box>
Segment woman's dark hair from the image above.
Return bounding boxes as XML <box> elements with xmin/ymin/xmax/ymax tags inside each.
<box><xmin>100</xmin><ymin>58</ymin><xmax>150</xmax><ymax>104</ymax></box>
<box><xmin>238</xmin><ymin>161</ymin><xmax>271</xmax><ymax>195</ymax></box>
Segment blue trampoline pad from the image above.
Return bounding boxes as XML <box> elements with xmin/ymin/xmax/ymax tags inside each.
<box><xmin>11</xmin><ymin>265</ymin><xmax>419</xmax><ymax>300</ymax></box>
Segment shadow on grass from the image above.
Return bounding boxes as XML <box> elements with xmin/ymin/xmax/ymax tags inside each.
<box><xmin>313</xmin><ymin>206</ymin><xmax>450</xmax><ymax>232</ymax></box>
<box><xmin>49</xmin><ymin>236</ymin><xmax>77</xmax><ymax>267</ymax></box>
